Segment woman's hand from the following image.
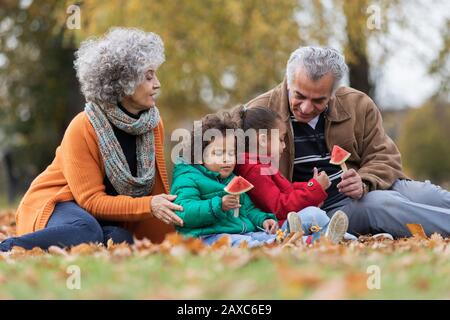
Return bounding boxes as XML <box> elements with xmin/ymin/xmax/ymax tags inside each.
<box><xmin>263</xmin><ymin>219</ymin><xmax>279</xmax><ymax>234</ymax></box>
<box><xmin>222</xmin><ymin>194</ymin><xmax>241</xmax><ymax>212</ymax></box>
<box><xmin>151</xmin><ymin>194</ymin><xmax>184</xmax><ymax>226</ymax></box>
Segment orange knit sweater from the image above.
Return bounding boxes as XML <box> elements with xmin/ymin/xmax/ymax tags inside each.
<box><xmin>15</xmin><ymin>111</ymin><xmax>174</xmax><ymax>243</ymax></box>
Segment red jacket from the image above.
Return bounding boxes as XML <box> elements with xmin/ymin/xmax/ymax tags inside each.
<box><xmin>234</xmin><ymin>153</ymin><xmax>328</xmax><ymax>226</ymax></box>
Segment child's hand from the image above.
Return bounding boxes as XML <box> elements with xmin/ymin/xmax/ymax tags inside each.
<box><xmin>263</xmin><ymin>219</ymin><xmax>278</xmax><ymax>234</ymax></box>
<box><xmin>222</xmin><ymin>194</ymin><xmax>241</xmax><ymax>212</ymax></box>
<box><xmin>313</xmin><ymin>167</ymin><xmax>331</xmax><ymax>191</ymax></box>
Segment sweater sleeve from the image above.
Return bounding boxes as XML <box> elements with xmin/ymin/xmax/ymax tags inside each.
<box><xmin>245</xmin><ymin>167</ymin><xmax>327</xmax><ymax>221</ymax></box>
<box><xmin>60</xmin><ymin>114</ymin><xmax>154</xmax><ymax>221</ymax></box>
<box><xmin>171</xmin><ymin>177</ymin><xmax>228</xmax><ymax>228</ymax></box>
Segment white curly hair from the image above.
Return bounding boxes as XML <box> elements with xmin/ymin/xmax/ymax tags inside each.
<box><xmin>74</xmin><ymin>27</ymin><xmax>165</xmax><ymax>107</ymax></box>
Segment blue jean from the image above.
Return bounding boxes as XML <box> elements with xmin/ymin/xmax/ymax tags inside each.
<box><xmin>281</xmin><ymin>206</ymin><xmax>330</xmax><ymax>233</ymax></box>
<box><xmin>281</xmin><ymin>206</ymin><xmax>356</xmax><ymax>241</ymax></box>
<box><xmin>200</xmin><ymin>206</ymin><xmax>352</xmax><ymax>247</ymax></box>
<box><xmin>0</xmin><ymin>201</ymin><xmax>133</xmax><ymax>252</ymax></box>
<box><xmin>201</xmin><ymin>231</ymin><xmax>277</xmax><ymax>248</ymax></box>
<box><xmin>325</xmin><ymin>179</ymin><xmax>450</xmax><ymax>238</ymax></box>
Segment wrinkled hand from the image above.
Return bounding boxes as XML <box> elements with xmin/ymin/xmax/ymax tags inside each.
<box><xmin>337</xmin><ymin>169</ymin><xmax>364</xmax><ymax>199</ymax></box>
<box><xmin>151</xmin><ymin>194</ymin><xmax>184</xmax><ymax>226</ymax></box>
<box><xmin>222</xmin><ymin>194</ymin><xmax>241</xmax><ymax>212</ymax></box>
<box><xmin>263</xmin><ymin>219</ymin><xmax>279</xmax><ymax>234</ymax></box>
<box><xmin>313</xmin><ymin>167</ymin><xmax>331</xmax><ymax>191</ymax></box>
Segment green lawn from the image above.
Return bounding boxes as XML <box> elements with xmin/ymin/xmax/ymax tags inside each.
<box><xmin>1</xmin><ymin>233</ymin><xmax>449</xmax><ymax>299</ymax></box>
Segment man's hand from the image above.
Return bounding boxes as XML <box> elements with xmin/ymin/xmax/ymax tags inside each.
<box><xmin>263</xmin><ymin>219</ymin><xmax>278</xmax><ymax>234</ymax></box>
<box><xmin>337</xmin><ymin>169</ymin><xmax>364</xmax><ymax>199</ymax></box>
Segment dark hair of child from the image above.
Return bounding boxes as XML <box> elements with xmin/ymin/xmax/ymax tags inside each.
<box><xmin>233</xmin><ymin>105</ymin><xmax>281</xmax><ymax>131</ymax></box>
<box><xmin>232</xmin><ymin>105</ymin><xmax>282</xmax><ymax>151</ymax></box>
<box><xmin>188</xmin><ymin>112</ymin><xmax>237</xmax><ymax>164</ymax></box>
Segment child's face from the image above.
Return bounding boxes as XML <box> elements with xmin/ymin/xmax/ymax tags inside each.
<box><xmin>203</xmin><ymin>134</ymin><xmax>236</xmax><ymax>178</ymax></box>
<box><xmin>259</xmin><ymin>120</ymin><xmax>287</xmax><ymax>157</ymax></box>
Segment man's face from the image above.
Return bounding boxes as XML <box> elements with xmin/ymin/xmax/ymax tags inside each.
<box><xmin>288</xmin><ymin>68</ymin><xmax>335</xmax><ymax>123</ymax></box>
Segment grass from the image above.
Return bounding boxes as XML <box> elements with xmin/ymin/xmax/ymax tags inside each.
<box><xmin>1</xmin><ymin>237</ymin><xmax>449</xmax><ymax>299</ymax></box>
<box><xmin>1</xmin><ymin>209</ymin><xmax>449</xmax><ymax>299</ymax></box>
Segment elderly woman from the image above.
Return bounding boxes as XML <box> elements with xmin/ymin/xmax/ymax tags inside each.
<box><xmin>0</xmin><ymin>28</ymin><xmax>184</xmax><ymax>252</ymax></box>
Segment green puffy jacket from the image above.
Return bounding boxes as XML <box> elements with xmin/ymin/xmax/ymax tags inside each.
<box><xmin>170</xmin><ymin>160</ymin><xmax>276</xmax><ymax>237</ymax></box>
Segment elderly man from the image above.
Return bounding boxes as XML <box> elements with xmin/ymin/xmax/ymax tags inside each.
<box><xmin>246</xmin><ymin>46</ymin><xmax>450</xmax><ymax>238</ymax></box>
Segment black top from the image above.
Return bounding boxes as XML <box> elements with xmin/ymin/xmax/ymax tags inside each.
<box><xmin>103</xmin><ymin>103</ymin><xmax>143</xmax><ymax>196</ymax></box>
<box><xmin>290</xmin><ymin>112</ymin><xmax>348</xmax><ymax>209</ymax></box>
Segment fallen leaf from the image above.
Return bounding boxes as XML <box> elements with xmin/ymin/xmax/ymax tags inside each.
<box><xmin>184</xmin><ymin>237</ymin><xmax>206</xmax><ymax>254</ymax></box>
<box><xmin>48</xmin><ymin>246</ymin><xmax>68</xmax><ymax>256</ymax></box>
<box><xmin>406</xmin><ymin>223</ymin><xmax>428</xmax><ymax>239</ymax></box>
<box><xmin>211</xmin><ymin>235</ymin><xmax>231</xmax><ymax>249</ymax></box>
<box><xmin>70</xmin><ymin>243</ymin><xmax>100</xmax><ymax>255</ymax></box>
<box><xmin>309</xmin><ymin>278</ymin><xmax>346</xmax><ymax>300</ymax></box>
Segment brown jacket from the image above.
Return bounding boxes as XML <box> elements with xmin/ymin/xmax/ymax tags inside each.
<box><xmin>246</xmin><ymin>78</ymin><xmax>407</xmax><ymax>192</ymax></box>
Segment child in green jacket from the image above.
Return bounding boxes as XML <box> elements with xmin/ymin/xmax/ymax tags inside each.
<box><xmin>170</xmin><ymin>113</ymin><xmax>279</xmax><ymax>247</ymax></box>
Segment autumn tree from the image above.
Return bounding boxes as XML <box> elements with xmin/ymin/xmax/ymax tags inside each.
<box><xmin>0</xmin><ymin>0</ymin><xmax>80</xmax><ymax>201</ymax></box>
<box><xmin>399</xmin><ymin>97</ymin><xmax>450</xmax><ymax>184</ymax></box>
<box><xmin>76</xmin><ymin>0</ymin><xmax>303</xmax><ymax>128</ymax></box>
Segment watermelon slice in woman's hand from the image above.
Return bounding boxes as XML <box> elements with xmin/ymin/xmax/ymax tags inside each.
<box><xmin>330</xmin><ymin>145</ymin><xmax>351</xmax><ymax>172</ymax></box>
<box><xmin>224</xmin><ymin>176</ymin><xmax>254</xmax><ymax>217</ymax></box>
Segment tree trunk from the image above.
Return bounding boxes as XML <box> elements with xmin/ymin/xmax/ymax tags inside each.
<box><xmin>343</xmin><ymin>0</ymin><xmax>374</xmax><ymax>97</ymax></box>
<box><xmin>3</xmin><ymin>151</ymin><xmax>19</xmax><ymax>204</ymax></box>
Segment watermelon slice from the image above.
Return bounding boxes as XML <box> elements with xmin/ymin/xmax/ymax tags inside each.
<box><xmin>330</xmin><ymin>145</ymin><xmax>351</xmax><ymax>171</ymax></box>
<box><xmin>224</xmin><ymin>176</ymin><xmax>254</xmax><ymax>217</ymax></box>
<box><xmin>224</xmin><ymin>176</ymin><xmax>254</xmax><ymax>194</ymax></box>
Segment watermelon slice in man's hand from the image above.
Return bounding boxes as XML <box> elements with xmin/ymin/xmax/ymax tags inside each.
<box><xmin>224</xmin><ymin>176</ymin><xmax>254</xmax><ymax>217</ymax></box>
<box><xmin>330</xmin><ymin>145</ymin><xmax>351</xmax><ymax>172</ymax></box>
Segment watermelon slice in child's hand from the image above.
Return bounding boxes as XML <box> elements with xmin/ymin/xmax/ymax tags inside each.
<box><xmin>224</xmin><ymin>176</ymin><xmax>254</xmax><ymax>194</ymax></box>
<box><xmin>330</xmin><ymin>145</ymin><xmax>351</xmax><ymax>172</ymax></box>
<box><xmin>224</xmin><ymin>176</ymin><xmax>254</xmax><ymax>217</ymax></box>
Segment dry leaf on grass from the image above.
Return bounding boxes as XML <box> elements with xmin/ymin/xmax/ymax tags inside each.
<box><xmin>47</xmin><ymin>246</ymin><xmax>68</xmax><ymax>256</ymax></box>
<box><xmin>221</xmin><ymin>250</ymin><xmax>251</xmax><ymax>269</ymax></box>
<box><xmin>406</xmin><ymin>223</ymin><xmax>428</xmax><ymax>239</ymax></box>
<box><xmin>309</xmin><ymin>278</ymin><xmax>346</xmax><ymax>300</ymax></box>
<box><xmin>277</xmin><ymin>262</ymin><xmax>322</xmax><ymax>290</ymax></box>
<box><xmin>210</xmin><ymin>235</ymin><xmax>231</xmax><ymax>249</ymax></box>
<box><xmin>70</xmin><ymin>243</ymin><xmax>102</xmax><ymax>256</ymax></box>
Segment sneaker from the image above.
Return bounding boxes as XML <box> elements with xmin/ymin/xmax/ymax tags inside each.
<box><xmin>371</xmin><ymin>233</ymin><xmax>394</xmax><ymax>241</ymax></box>
<box><xmin>343</xmin><ymin>232</ymin><xmax>358</xmax><ymax>241</ymax></box>
<box><xmin>324</xmin><ymin>210</ymin><xmax>349</xmax><ymax>244</ymax></box>
<box><xmin>287</xmin><ymin>212</ymin><xmax>302</xmax><ymax>233</ymax></box>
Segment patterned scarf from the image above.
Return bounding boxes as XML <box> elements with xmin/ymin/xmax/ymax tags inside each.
<box><xmin>84</xmin><ymin>102</ymin><xmax>160</xmax><ymax>197</ymax></box>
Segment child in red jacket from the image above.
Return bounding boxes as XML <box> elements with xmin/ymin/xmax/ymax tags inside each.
<box><xmin>233</xmin><ymin>105</ymin><xmax>356</xmax><ymax>243</ymax></box>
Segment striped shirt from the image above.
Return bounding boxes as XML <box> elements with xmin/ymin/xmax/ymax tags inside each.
<box><xmin>290</xmin><ymin>112</ymin><xmax>348</xmax><ymax>209</ymax></box>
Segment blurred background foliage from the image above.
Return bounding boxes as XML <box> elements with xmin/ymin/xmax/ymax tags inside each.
<box><xmin>0</xmin><ymin>0</ymin><xmax>449</xmax><ymax>204</ymax></box>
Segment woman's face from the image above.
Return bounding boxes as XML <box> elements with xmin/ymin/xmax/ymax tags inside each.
<box><xmin>122</xmin><ymin>69</ymin><xmax>161</xmax><ymax>114</ymax></box>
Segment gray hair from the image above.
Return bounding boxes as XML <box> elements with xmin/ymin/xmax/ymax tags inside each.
<box><xmin>74</xmin><ymin>27</ymin><xmax>165</xmax><ymax>107</ymax></box>
<box><xmin>286</xmin><ymin>47</ymin><xmax>348</xmax><ymax>93</ymax></box>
